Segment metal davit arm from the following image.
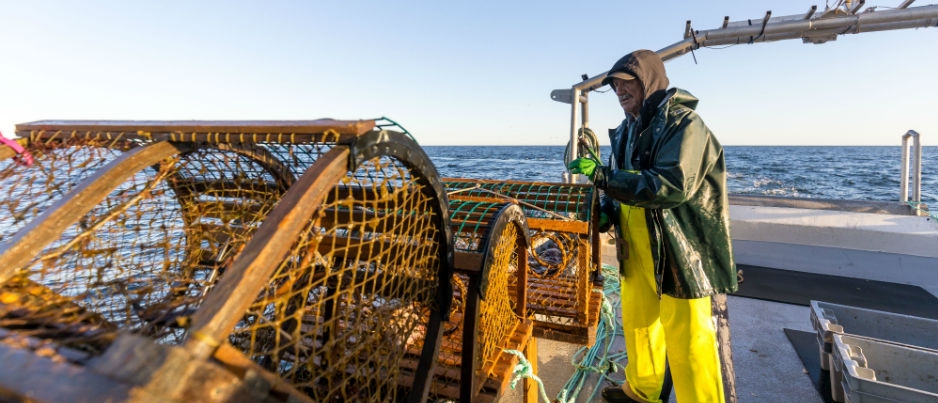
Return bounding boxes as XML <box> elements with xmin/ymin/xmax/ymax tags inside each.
<box><xmin>551</xmin><ymin>2</ymin><xmax>938</xmax><ymax>173</ymax></box>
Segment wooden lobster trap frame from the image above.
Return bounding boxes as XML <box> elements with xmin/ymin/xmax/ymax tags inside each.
<box><xmin>433</xmin><ymin>199</ymin><xmax>536</xmax><ymax>403</ymax></box>
<box><xmin>0</xmin><ymin>119</ymin><xmax>453</xmax><ymax>403</ymax></box>
<box><xmin>444</xmin><ymin>177</ymin><xmax>604</xmax><ymax>345</ymax></box>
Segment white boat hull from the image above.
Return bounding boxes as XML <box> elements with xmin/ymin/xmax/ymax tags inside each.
<box><xmin>730</xmin><ymin>204</ymin><xmax>938</xmax><ymax>297</ymax></box>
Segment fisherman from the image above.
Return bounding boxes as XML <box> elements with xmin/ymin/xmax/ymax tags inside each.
<box><xmin>567</xmin><ymin>49</ymin><xmax>737</xmax><ymax>403</ymax></box>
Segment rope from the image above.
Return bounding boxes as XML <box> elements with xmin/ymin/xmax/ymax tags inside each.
<box><xmin>505</xmin><ymin>265</ymin><xmax>627</xmax><ymax>403</ymax></box>
<box><xmin>504</xmin><ymin>349</ymin><xmax>553</xmax><ymax>403</ymax></box>
<box><xmin>563</xmin><ymin>127</ymin><xmax>603</xmax><ymax>168</ymax></box>
<box><xmin>447</xmin><ymin>185</ymin><xmax>574</xmax><ymax>221</ymax></box>
<box><xmin>373</xmin><ymin>116</ymin><xmax>417</xmax><ymax>143</ymax></box>
<box><xmin>908</xmin><ymin>200</ymin><xmax>938</xmax><ymax>220</ymax></box>
<box><xmin>554</xmin><ymin>264</ymin><xmax>628</xmax><ymax>403</ymax></box>
<box><xmin>0</xmin><ymin>132</ymin><xmax>34</xmax><ymax>166</ymax></box>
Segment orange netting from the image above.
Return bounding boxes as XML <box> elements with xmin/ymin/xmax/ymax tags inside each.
<box><xmin>445</xmin><ymin>178</ymin><xmax>603</xmax><ymax>345</ymax></box>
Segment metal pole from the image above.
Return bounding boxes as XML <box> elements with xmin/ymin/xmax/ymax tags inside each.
<box><xmin>581</xmin><ymin>92</ymin><xmax>590</xmax><ymax>129</ymax></box>
<box><xmin>910</xmin><ymin>130</ymin><xmax>922</xmax><ymax>203</ymax></box>
<box><xmin>558</xmin><ymin>5</ymin><xmax>938</xmax><ymax>98</ymax></box>
<box><xmin>567</xmin><ymin>87</ymin><xmax>581</xmax><ymax>184</ymax></box>
<box><xmin>900</xmin><ymin>132</ymin><xmax>911</xmax><ymax>203</ymax></box>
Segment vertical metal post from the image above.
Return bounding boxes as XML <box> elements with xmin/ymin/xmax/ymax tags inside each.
<box><xmin>911</xmin><ymin>131</ymin><xmax>922</xmax><ymax>203</ymax></box>
<box><xmin>581</xmin><ymin>92</ymin><xmax>590</xmax><ymax>130</ymax></box>
<box><xmin>900</xmin><ymin>134</ymin><xmax>910</xmax><ymax>203</ymax></box>
<box><xmin>900</xmin><ymin>130</ymin><xmax>922</xmax><ymax>203</ymax></box>
<box><xmin>567</xmin><ymin>88</ymin><xmax>582</xmax><ymax>184</ymax></box>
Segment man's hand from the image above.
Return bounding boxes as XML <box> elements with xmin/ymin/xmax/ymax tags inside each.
<box><xmin>598</xmin><ymin>211</ymin><xmax>612</xmax><ymax>232</ymax></box>
<box><xmin>567</xmin><ymin>157</ymin><xmax>599</xmax><ymax>179</ymax></box>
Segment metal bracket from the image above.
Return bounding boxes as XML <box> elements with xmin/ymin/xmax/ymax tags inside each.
<box><xmin>551</xmin><ymin>89</ymin><xmax>573</xmax><ymax>104</ymax></box>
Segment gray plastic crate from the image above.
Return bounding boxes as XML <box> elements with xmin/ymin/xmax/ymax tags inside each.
<box><xmin>810</xmin><ymin>300</ymin><xmax>938</xmax><ymax>371</ymax></box>
<box><xmin>830</xmin><ymin>333</ymin><xmax>938</xmax><ymax>403</ymax></box>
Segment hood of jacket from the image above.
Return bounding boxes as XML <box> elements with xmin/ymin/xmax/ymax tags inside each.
<box><xmin>604</xmin><ymin>49</ymin><xmax>670</xmax><ymax>129</ymax></box>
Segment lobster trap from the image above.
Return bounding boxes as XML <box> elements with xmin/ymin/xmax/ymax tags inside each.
<box><xmin>444</xmin><ymin>178</ymin><xmax>603</xmax><ymax>345</ymax></box>
<box><xmin>432</xmin><ymin>199</ymin><xmax>536</xmax><ymax>403</ymax></box>
<box><xmin>0</xmin><ymin>119</ymin><xmax>453</xmax><ymax>403</ymax></box>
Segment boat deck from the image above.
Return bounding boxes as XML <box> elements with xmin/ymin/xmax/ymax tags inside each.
<box><xmin>498</xmin><ymin>295</ymin><xmax>825</xmax><ymax>403</ymax></box>
<box><xmin>498</xmin><ymin>260</ymin><xmax>938</xmax><ymax>403</ymax></box>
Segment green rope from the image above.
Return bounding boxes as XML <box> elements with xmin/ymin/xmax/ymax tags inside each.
<box><xmin>554</xmin><ymin>264</ymin><xmax>628</xmax><ymax>403</ymax></box>
<box><xmin>374</xmin><ymin>116</ymin><xmax>417</xmax><ymax>143</ymax></box>
<box><xmin>563</xmin><ymin>127</ymin><xmax>603</xmax><ymax>168</ymax></box>
<box><xmin>504</xmin><ymin>349</ymin><xmax>553</xmax><ymax>403</ymax></box>
<box><xmin>908</xmin><ymin>200</ymin><xmax>937</xmax><ymax>220</ymax></box>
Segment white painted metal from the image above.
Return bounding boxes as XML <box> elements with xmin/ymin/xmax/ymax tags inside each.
<box><xmin>901</xmin><ymin>129</ymin><xmax>923</xmax><ymax>203</ymax></box>
<box><xmin>552</xmin><ymin>2</ymin><xmax>938</xmax><ymax>150</ymax></box>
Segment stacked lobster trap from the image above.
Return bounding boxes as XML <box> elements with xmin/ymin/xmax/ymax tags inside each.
<box><xmin>444</xmin><ymin>178</ymin><xmax>603</xmax><ymax>345</ymax></box>
<box><xmin>432</xmin><ymin>199</ymin><xmax>536</xmax><ymax>403</ymax></box>
<box><xmin>0</xmin><ymin>119</ymin><xmax>455</xmax><ymax>403</ymax></box>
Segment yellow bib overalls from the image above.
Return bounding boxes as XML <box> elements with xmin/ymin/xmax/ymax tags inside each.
<box><xmin>618</xmin><ymin>204</ymin><xmax>724</xmax><ymax>403</ymax></box>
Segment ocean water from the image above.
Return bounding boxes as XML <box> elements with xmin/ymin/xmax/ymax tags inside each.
<box><xmin>423</xmin><ymin>145</ymin><xmax>938</xmax><ymax>207</ymax></box>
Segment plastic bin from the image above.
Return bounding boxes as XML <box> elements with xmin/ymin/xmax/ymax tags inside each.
<box><xmin>830</xmin><ymin>333</ymin><xmax>938</xmax><ymax>403</ymax></box>
<box><xmin>810</xmin><ymin>300</ymin><xmax>938</xmax><ymax>370</ymax></box>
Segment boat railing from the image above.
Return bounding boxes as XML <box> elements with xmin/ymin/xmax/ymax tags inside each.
<box><xmin>900</xmin><ymin>129</ymin><xmax>923</xmax><ymax>204</ymax></box>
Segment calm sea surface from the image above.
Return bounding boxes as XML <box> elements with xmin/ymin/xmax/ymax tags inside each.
<box><xmin>423</xmin><ymin>145</ymin><xmax>938</xmax><ymax>207</ymax></box>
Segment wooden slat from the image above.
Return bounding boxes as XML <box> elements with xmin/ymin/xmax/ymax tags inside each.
<box><xmin>521</xmin><ymin>288</ymin><xmax>603</xmax><ymax>319</ymax></box>
<box><xmin>522</xmin><ymin>331</ymin><xmax>539</xmax><ymax>403</ymax></box>
<box><xmin>212</xmin><ymin>343</ymin><xmax>316</xmax><ymax>403</ymax></box>
<box><xmin>187</xmin><ymin>200</ymin><xmax>269</xmax><ymax>219</ymax></box>
<box><xmin>478</xmin><ymin>320</ymin><xmax>534</xmax><ymax>403</ymax></box>
<box><xmin>443</xmin><ymin>177</ymin><xmax>592</xmax><ymax>191</ymax></box>
<box><xmin>317</xmin><ymin>205</ymin><xmax>431</xmax><ymax>229</ymax></box>
<box><xmin>0</xmin><ymin>340</ymin><xmax>169</xmax><ymax>403</ymax></box>
<box><xmin>17</xmin><ymin>119</ymin><xmax>375</xmax><ymax>136</ymax></box>
<box><xmin>525</xmin><ymin>217</ymin><xmax>589</xmax><ymax>233</ymax></box>
<box><xmin>450</xmin><ymin>194</ymin><xmax>586</xmax><ymax>213</ymax></box>
<box><xmin>314</xmin><ymin>232</ymin><xmax>433</xmax><ymax>267</ymax></box>
<box><xmin>576</xmin><ymin>238</ymin><xmax>590</xmax><ymax>325</ymax></box>
<box><xmin>172</xmin><ymin>178</ymin><xmax>283</xmax><ymax>197</ymax></box>
<box><xmin>478</xmin><ymin>321</ymin><xmax>523</xmax><ymax>377</ymax></box>
<box><xmin>512</xmin><ymin>277</ymin><xmax>581</xmax><ymax>300</ymax></box>
<box><xmin>0</xmin><ymin>137</ymin><xmax>29</xmax><ymax>162</ymax></box>
<box><xmin>529</xmin><ymin>290</ymin><xmax>603</xmax><ymax>345</ymax></box>
<box><xmin>0</xmin><ymin>141</ymin><xmax>190</xmax><ymax>283</ymax></box>
<box><xmin>186</xmin><ymin>147</ymin><xmax>350</xmax><ymax>357</ymax></box>
<box><xmin>454</xmin><ymin>251</ymin><xmax>485</xmax><ymax>272</ymax></box>
<box><xmin>90</xmin><ymin>334</ymin><xmax>272</xmax><ymax>403</ymax></box>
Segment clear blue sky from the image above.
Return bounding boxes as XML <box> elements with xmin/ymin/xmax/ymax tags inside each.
<box><xmin>1</xmin><ymin>1</ymin><xmax>935</xmax><ymax>146</ymax></box>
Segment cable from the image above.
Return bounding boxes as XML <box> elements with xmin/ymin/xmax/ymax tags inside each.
<box><xmin>563</xmin><ymin>127</ymin><xmax>603</xmax><ymax>168</ymax></box>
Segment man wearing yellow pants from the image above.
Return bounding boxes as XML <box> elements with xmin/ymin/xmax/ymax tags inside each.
<box><xmin>568</xmin><ymin>49</ymin><xmax>737</xmax><ymax>403</ymax></box>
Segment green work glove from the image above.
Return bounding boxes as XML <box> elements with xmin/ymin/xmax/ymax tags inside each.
<box><xmin>567</xmin><ymin>157</ymin><xmax>599</xmax><ymax>179</ymax></box>
<box><xmin>598</xmin><ymin>212</ymin><xmax>611</xmax><ymax>232</ymax></box>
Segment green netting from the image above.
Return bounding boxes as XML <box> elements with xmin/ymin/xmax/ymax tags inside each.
<box><xmin>444</xmin><ymin>179</ymin><xmax>593</xmax><ymax>220</ymax></box>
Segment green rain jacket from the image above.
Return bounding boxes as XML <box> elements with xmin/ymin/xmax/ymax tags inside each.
<box><xmin>597</xmin><ymin>88</ymin><xmax>738</xmax><ymax>299</ymax></box>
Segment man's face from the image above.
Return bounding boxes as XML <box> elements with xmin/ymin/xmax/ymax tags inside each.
<box><xmin>611</xmin><ymin>77</ymin><xmax>643</xmax><ymax>117</ymax></box>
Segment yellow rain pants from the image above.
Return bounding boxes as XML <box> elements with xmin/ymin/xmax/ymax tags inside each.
<box><xmin>618</xmin><ymin>204</ymin><xmax>724</xmax><ymax>403</ymax></box>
